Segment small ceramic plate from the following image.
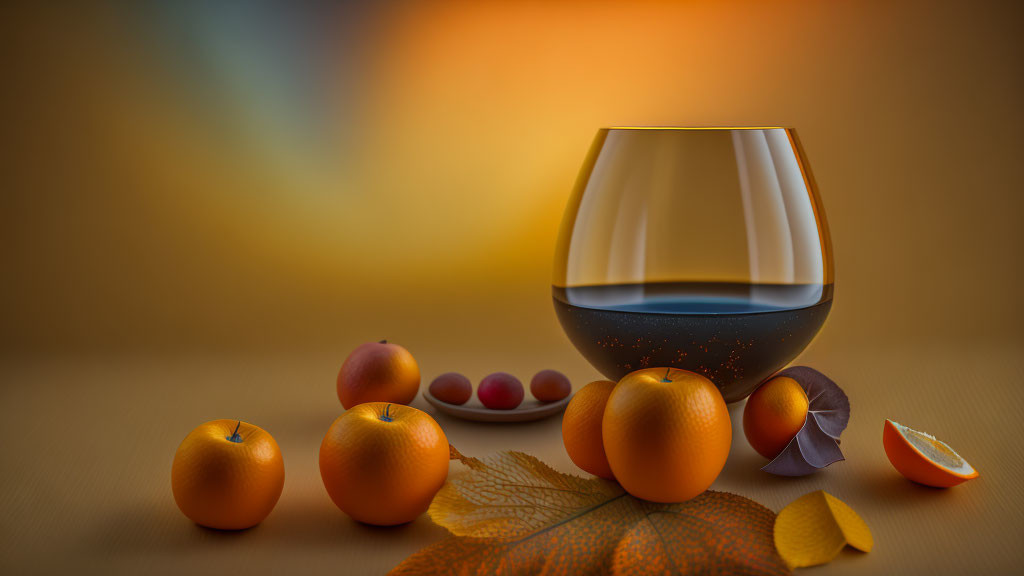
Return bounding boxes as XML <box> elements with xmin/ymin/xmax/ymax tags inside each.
<box><xmin>422</xmin><ymin>391</ymin><xmax>572</xmax><ymax>423</ymax></box>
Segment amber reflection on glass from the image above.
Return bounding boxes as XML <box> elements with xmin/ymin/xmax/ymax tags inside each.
<box><xmin>553</xmin><ymin>128</ymin><xmax>833</xmax><ymax>402</ymax></box>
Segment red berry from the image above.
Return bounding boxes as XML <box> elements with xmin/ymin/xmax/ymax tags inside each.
<box><xmin>429</xmin><ymin>372</ymin><xmax>472</xmax><ymax>405</ymax></box>
<box><xmin>530</xmin><ymin>370</ymin><xmax>571</xmax><ymax>402</ymax></box>
<box><xmin>478</xmin><ymin>373</ymin><xmax>524</xmax><ymax>410</ymax></box>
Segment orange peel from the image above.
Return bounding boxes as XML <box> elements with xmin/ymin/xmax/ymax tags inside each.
<box><xmin>882</xmin><ymin>419</ymin><xmax>978</xmax><ymax>488</ymax></box>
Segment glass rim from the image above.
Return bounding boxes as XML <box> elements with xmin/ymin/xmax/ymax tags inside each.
<box><xmin>604</xmin><ymin>126</ymin><xmax>790</xmax><ymax>131</ymax></box>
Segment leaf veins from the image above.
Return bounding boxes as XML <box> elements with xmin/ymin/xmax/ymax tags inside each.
<box><xmin>389</xmin><ymin>450</ymin><xmax>789</xmax><ymax>576</ymax></box>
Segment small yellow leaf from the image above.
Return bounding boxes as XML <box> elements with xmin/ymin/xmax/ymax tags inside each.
<box><xmin>774</xmin><ymin>490</ymin><xmax>873</xmax><ymax>569</ymax></box>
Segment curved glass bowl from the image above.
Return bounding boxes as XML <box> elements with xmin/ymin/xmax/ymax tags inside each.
<box><xmin>553</xmin><ymin>127</ymin><xmax>833</xmax><ymax>403</ymax></box>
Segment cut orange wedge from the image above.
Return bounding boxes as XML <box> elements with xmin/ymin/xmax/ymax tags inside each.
<box><xmin>883</xmin><ymin>419</ymin><xmax>978</xmax><ymax>488</ymax></box>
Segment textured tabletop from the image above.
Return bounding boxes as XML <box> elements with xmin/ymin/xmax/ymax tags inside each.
<box><xmin>2</xmin><ymin>338</ymin><xmax>1021</xmax><ymax>575</ymax></box>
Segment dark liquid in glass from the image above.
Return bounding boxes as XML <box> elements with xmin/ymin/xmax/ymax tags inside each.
<box><xmin>552</xmin><ymin>281</ymin><xmax>832</xmax><ymax>402</ymax></box>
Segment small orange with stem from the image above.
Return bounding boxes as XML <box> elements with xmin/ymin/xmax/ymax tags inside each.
<box><xmin>319</xmin><ymin>402</ymin><xmax>449</xmax><ymax>525</ymax></box>
<box><xmin>602</xmin><ymin>368</ymin><xmax>731</xmax><ymax>502</ymax></box>
<box><xmin>337</xmin><ymin>340</ymin><xmax>421</xmax><ymax>409</ymax></box>
<box><xmin>171</xmin><ymin>419</ymin><xmax>285</xmax><ymax>530</ymax></box>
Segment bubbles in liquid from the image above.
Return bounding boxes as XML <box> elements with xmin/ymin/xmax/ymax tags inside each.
<box><xmin>552</xmin><ymin>281</ymin><xmax>832</xmax><ymax>403</ymax></box>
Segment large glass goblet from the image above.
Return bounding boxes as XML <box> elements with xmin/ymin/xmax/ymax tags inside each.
<box><xmin>553</xmin><ymin>127</ymin><xmax>833</xmax><ymax>403</ymax></box>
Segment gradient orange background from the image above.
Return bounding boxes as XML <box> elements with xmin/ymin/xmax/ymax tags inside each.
<box><xmin>4</xmin><ymin>0</ymin><xmax>1021</xmax><ymax>358</ymax></box>
<box><xmin>2</xmin><ymin>1</ymin><xmax>1023</xmax><ymax>575</ymax></box>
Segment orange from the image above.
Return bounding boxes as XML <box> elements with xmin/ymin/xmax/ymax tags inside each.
<box><xmin>319</xmin><ymin>402</ymin><xmax>449</xmax><ymax>525</ymax></box>
<box><xmin>171</xmin><ymin>419</ymin><xmax>285</xmax><ymax>530</ymax></box>
<box><xmin>743</xmin><ymin>376</ymin><xmax>809</xmax><ymax>459</ymax></box>
<box><xmin>883</xmin><ymin>419</ymin><xmax>978</xmax><ymax>488</ymax></box>
<box><xmin>337</xmin><ymin>340</ymin><xmax>421</xmax><ymax>409</ymax></box>
<box><xmin>602</xmin><ymin>368</ymin><xmax>731</xmax><ymax>502</ymax></box>
<box><xmin>561</xmin><ymin>380</ymin><xmax>616</xmax><ymax>479</ymax></box>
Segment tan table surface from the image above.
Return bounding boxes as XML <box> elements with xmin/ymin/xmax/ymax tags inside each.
<box><xmin>2</xmin><ymin>339</ymin><xmax>1021</xmax><ymax>575</ymax></box>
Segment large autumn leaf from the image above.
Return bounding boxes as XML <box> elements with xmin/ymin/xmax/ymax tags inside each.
<box><xmin>389</xmin><ymin>449</ymin><xmax>788</xmax><ymax>576</ymax></box>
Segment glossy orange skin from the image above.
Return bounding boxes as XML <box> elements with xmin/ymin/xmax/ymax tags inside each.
<box><xmin>882</xmin><ymin>420</ymin><xmax>978</xmax><ymax>488</ymax></box>
<box><xmin>171</xmin><ymin>420</ymin><xmax>285</xmax><ymax>530</ymax></box>
<box><xmin>562</xmin><ymin>380</ymin><xmax>616</xmax><ymax>479</ymax></box>
<box><xmin>337</xmin><ymin>341</ymin><xmax>421</xmax><ymax>409</ymax></box>
<box><xmin>319</xmin><ymin>402</ymin><xmax>449</xmax><ymax>525</ymax></box>
<box><xmin>743</xmin><ymin>376</ymin><xmax>809</xmax><ymax>459</ymax></box>
<box><xmin>603</xmin><ymin>368</ymin><xmax>731</xmax><ymax>503</ymax></box>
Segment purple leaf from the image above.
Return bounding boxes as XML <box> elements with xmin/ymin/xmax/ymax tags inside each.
<box><xmin>761</xmin><ymin>366</ymin><xmax>850</xmax><ymax>477</ymax></box>
<box><xmin>761</xmin><ymin>428</ymin><xmax>818</xmax><ymax>476</ymax></box>
<box><xmin>797</xmin><ymin>422</ymin><xmax>845</xmax><ymax>468</ymax></box>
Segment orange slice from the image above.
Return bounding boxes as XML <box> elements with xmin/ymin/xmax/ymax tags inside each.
<box><xmin>882</xmin><ymin>419</ymin><xmax>978</xmax><ymax>488</ymax></box>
